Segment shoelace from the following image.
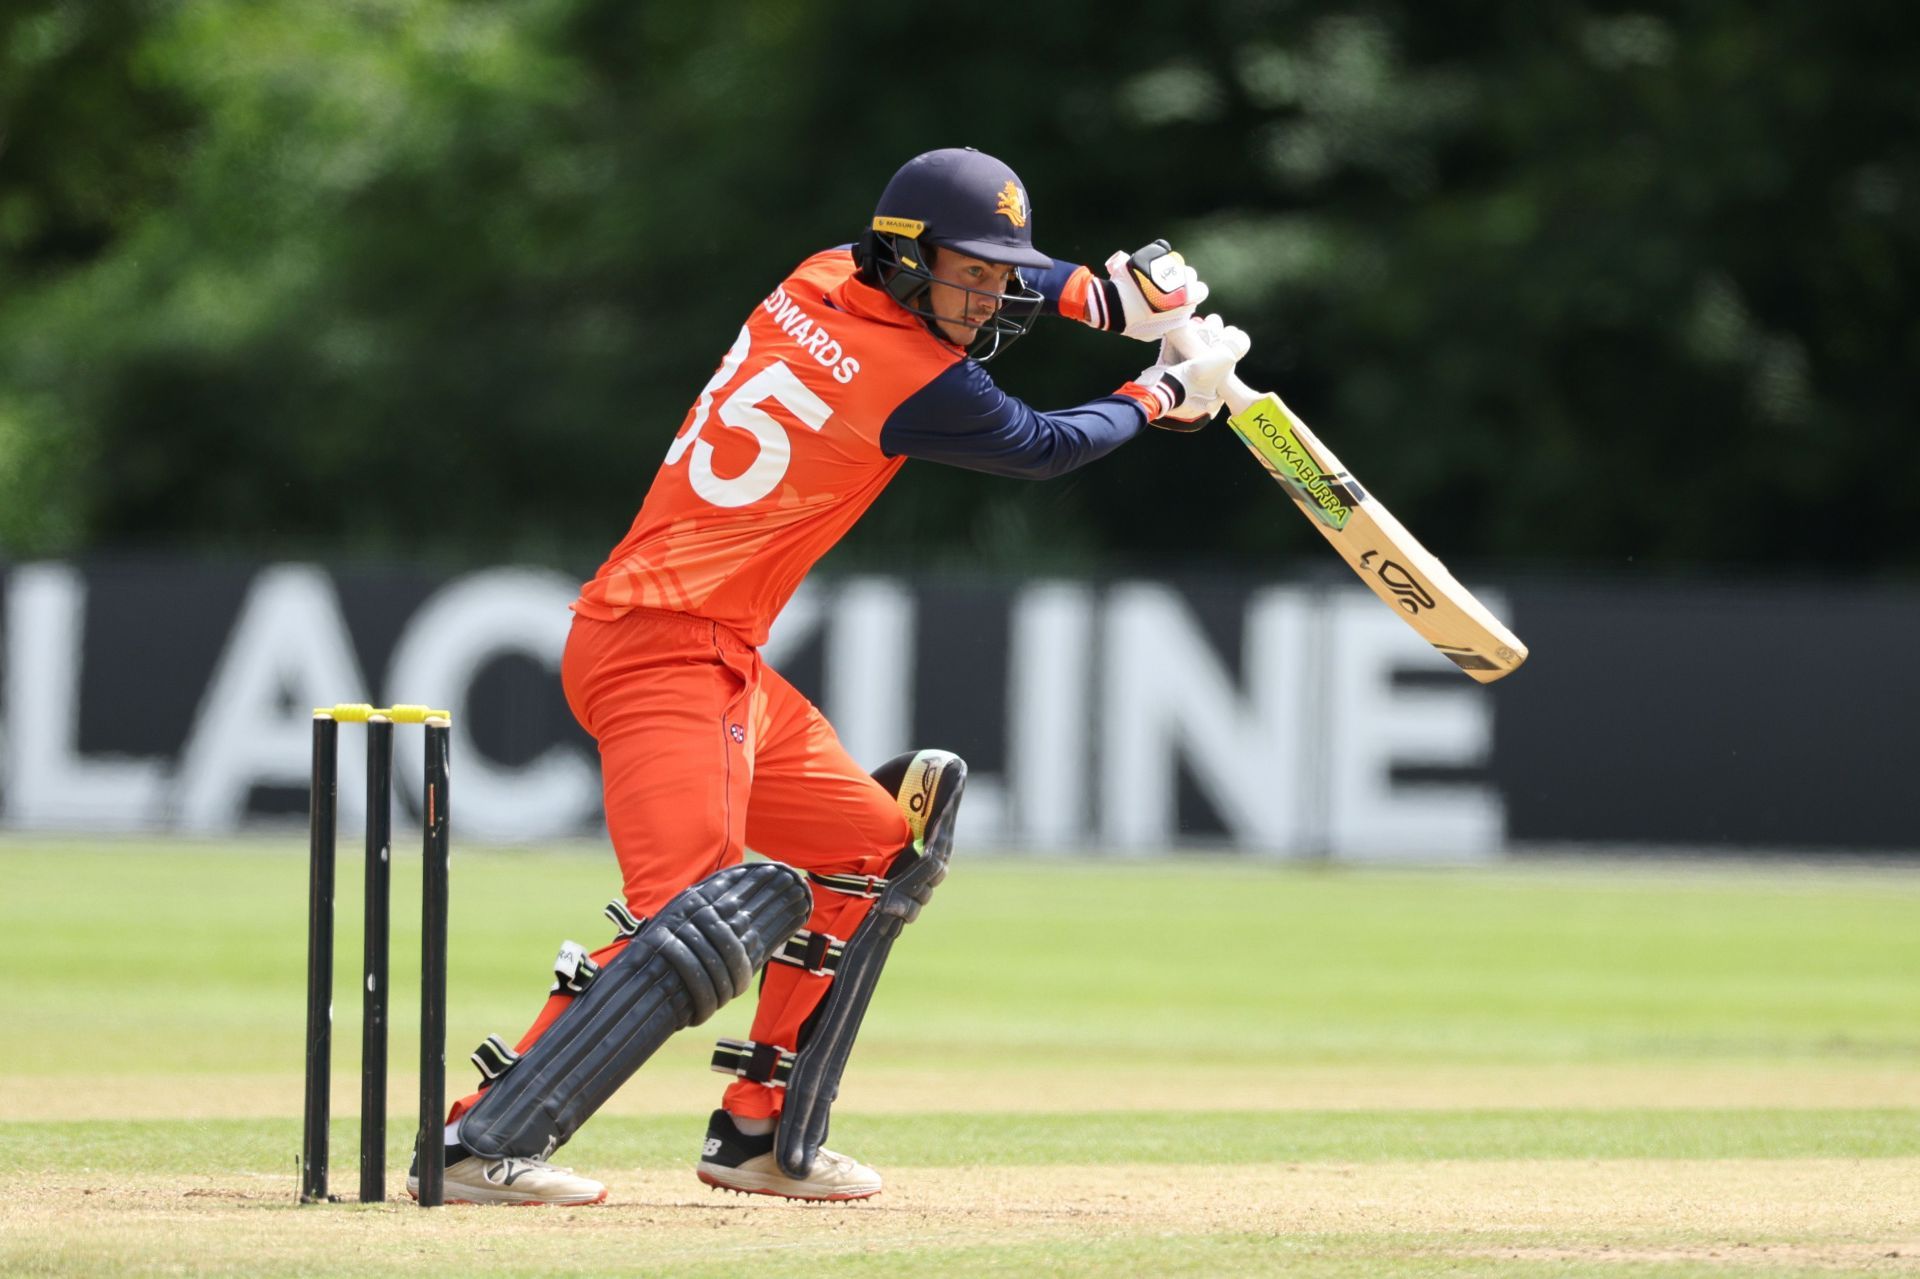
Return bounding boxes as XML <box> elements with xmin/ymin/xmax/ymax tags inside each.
<box><xmin>490</xmin><ymin>1158</ymin><xmax>579</xmax><ymax>1179</ymax></box>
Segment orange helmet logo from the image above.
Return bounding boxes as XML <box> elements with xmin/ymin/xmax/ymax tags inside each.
<box><xmin>994</xmin><ymin>180</ymin><xmax>1028</xmax><ymax>228</ymax></box>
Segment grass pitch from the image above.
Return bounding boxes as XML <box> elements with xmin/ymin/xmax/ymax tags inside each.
<box><xmin>1</xmin><ymin>839</ymin><xmax>1916</xmax><ymax>1276</ymax></box>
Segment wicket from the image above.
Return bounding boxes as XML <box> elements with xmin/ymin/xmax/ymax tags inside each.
<box><xmin>301</xmin><ymin>704</ymin><xmax>452</xmax><ymax>1207</ymax></box>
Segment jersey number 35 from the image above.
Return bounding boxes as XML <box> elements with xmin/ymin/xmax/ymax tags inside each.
<box><xmin>665</xmin><ymin>327</ymin><xmax>834</xmax><ymax>509</ymax></box>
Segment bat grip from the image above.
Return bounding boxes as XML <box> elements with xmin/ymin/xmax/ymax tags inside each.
<box><xmin>1221</xmin><ymin>373</ymin><xmax>1259</xmax><ymax>416</ymax></box>
<box><xmin>1163</xmin><ymin>319</ymin><xmax>1262</xmax><ymax>415</ymax></box>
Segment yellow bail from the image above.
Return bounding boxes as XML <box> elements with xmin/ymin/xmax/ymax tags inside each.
<box><xmin>314</xmin><ymin>704</ymin><xmax>452</xmax><ymax>724</ymax></box>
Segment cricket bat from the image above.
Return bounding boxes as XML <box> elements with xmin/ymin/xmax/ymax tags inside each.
<box><xmin>1166</xmin><ymin>319</ymin><xmax>1528</xmax><ymax>683</ymax></box>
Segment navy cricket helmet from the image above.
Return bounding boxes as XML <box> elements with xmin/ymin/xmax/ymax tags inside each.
<box><xmin>855</xmin><ymin>148</ymin><xmax>1049</xmax><ymax>361</ymax></box>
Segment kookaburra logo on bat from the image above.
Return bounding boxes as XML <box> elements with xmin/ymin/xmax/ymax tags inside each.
<box><xmin>1360</xmin><ymin>550</ymin><xmax>1437</xmax><ymax>615</ymax></box>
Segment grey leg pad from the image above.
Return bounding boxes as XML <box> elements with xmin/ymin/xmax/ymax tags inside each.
<box><xmin>776</xmin><ymin>749</ymin><xmax>967</xmax><ymax>1179</ymax></box>
<box><xmin>459</xmin><ymin>861</ymin><xmax>810</xmax><ymax>1160</ymax></box>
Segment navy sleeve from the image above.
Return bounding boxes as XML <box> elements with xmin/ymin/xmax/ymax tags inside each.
<box><xmin>878</xmin><ymin>359</ymin><xmax>1147</xmax><ymax>480</ymax></box>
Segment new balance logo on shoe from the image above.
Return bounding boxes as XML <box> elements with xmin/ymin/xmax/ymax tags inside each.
<box><xmin>695</xmin><ymin>1109</ymin><xmax>880</xmax><ymax>1201</ymax></box>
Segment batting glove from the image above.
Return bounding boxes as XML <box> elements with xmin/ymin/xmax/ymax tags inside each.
<box><xmin>1128</xmin><ymin>314</ymin><xmax>1251</xmax><ymax>430</ymax></box>
<box><xmin>1103</xmin><ymin>239</ymin><xmax>1210</xmax><ymax>342</ymax></box>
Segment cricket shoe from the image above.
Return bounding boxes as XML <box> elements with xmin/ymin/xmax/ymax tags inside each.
<box><xmin>695</xmin><ymin>1109</ymin><xmax>881</xmax><ymax>1201</ymax></box>
<box><xmin>407</xmin><ymin>1147</ymin><xmax>608</xmax><ymax>1206</ymax></box>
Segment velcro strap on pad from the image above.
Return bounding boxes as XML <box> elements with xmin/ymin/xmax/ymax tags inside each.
<box><xmin>471</xmin><ymin>1033</ymin><xmax>521</xmax><ymax>1083</ymax></box>
<box><xmin>604</xmin><ymin>900</ymin><xmax>644</xmax><ymax>938</ymax></box>
<box><xmin>770</xmin><ymin>928</ymin><xmax>844</xmax><ymax>976</ymax></box>
<box><xmin>550</xmin><ymin>939</ymin><xmax>599</xmax><ymax>995</ymax></box>
<box><xmin>711</xmin><ymin>1037</ymin><xmax>794</xmax><ymax>1087</ymax></box>
<box><xmin>808</xmin><ymin>871</ymin><xmax>888</xmax><ymax>900</ymax></box>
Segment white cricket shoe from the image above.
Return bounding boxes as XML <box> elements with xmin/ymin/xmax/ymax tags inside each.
<box><xmin>409</xmin><ymin>1152</ymin><xmax>608</xmax><ymax>1206</ymax></box>
<box><xmin>695</xmin><ymin>1109</ymin><xmax>882</xmax><ymax>1201</ymax></box>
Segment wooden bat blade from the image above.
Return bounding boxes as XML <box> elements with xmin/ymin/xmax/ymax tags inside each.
<box><xmin>1225</xmin><ymin>393</ymin><xmax>1528</xmax><ymax>683</ymax></box>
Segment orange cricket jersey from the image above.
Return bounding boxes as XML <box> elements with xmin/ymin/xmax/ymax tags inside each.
<box><xmin>575</xmin><ymin>251</ymin><xmax>962</xmax><ymax>646</ymax></box>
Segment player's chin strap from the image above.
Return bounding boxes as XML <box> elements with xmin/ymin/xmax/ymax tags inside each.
<box><xmin>709</xmin><ymin>748</ymin><xmax>968</xmax><ymax>1180</ymax></box>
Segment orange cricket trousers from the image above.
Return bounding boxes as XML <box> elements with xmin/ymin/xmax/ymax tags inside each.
<box><xmin>448</xmin><ymin>606</ymin><xmax>911</xmax><ymax>1126</ymax></box>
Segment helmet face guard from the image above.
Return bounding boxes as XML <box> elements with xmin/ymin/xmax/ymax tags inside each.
<box><xmin>858</xmin><ymin>227</ymin><xmax>1044</xmax><ymax>363</ymax></box>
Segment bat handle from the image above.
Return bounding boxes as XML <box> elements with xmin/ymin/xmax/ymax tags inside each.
<box><xmin>1163</xmin><ymin>319</ymin><xmax>1263</xmax><ymax>415</ymax></box>
<box><xmin>1221</xmin><ymin>372</ymin><xmax>1259</xmax><ymax>416</ymax></box>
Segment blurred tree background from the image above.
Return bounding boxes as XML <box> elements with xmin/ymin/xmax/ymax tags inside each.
<box><xmin>2</xmin><ymin>0</ymin><xmax>1914</xmax><ymax>574</ymax></box>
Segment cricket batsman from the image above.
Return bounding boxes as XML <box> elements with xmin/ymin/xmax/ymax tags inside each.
<box><xmin>411</xmin><ymin>147</ymin><xmax>1249</xmax><ymax>1204</ymax></box>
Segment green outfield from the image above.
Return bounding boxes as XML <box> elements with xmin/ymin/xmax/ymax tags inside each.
<box><xmin>2</xmin><ymin>840</ymin><xmax>1916</xmax><ymax>1277</ymax></box>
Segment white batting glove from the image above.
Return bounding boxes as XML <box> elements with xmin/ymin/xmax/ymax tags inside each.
<box><xmin>1134</xmin><ymin>314</ymin><xmax>1251</xmax><ymax>430</ymax></box>
<box><xmin>1104</xmin><ymin>239</ymin><xmax>1210</xmax><ymax>342</ymax></box>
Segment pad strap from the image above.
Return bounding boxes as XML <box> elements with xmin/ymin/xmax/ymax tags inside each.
<box><xmin>604</xmin><ymin>900</ymin><xmax>645</xmax><ymax>938</ymax></box>
<box><xmin>809</xmin><ymin>871</ymin><xmax>889</xmax><ymax>900</ymax></box>
<box><xmin>549</xmin><ymin>940</ymin><xmax>600</xmax><ymax>995</ymax></box>
<box><xmin>769</xmin><ymin>929</ymin><xmax>844</xmax><ymax>977</ymax></box>
<box><xmin>711</xmin><ymin>1037</ymin><xmax>795</xmax><ymax>1087</ymax></box>
<box><xmin>471</xmin><ymin>1033</ymin><xmax>521</xmax><ymax>1083</ymax></box>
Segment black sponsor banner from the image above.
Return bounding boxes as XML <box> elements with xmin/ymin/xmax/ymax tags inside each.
<box><xmin>1492</xmin><ymin>578</ymin><xmax>1919</xmax><ymax>851</ymax></box>
<box><xmin>0</xmin><ymin>558</ymin><xmax>1911</xmax><ymax>855</ymax></box>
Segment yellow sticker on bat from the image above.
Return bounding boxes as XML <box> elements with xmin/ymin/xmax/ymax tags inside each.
<box><xmin>1228</xmin><ymin>396</ymin><xmax>1354</xmax><ymax>530</ymax></box>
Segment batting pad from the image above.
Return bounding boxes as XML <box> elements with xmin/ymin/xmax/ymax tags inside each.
<box><xmin>457</xmin><ymin>861</ymin><xmax>811</xmax><ymax>1160</ymax></box>
<box><xmin>776</xmin><ymin>749</ymin><xmax>968</xmax><ymax>1179</ymax></box>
